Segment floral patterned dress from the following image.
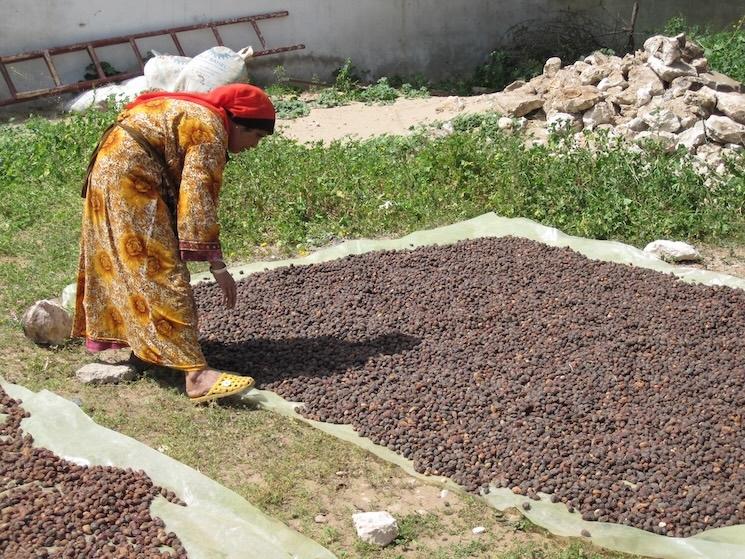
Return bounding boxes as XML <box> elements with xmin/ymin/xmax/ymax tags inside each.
<box><xmin>72</xmin><ymin>99</ymin><xmax>227</xmax><ymax>372</ymax></box>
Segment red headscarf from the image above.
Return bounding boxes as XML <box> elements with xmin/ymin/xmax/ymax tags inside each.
<box><xmin>126</xmin><ymin>83</ymin><xmax>275</xmax><ymax>133</ymax></box>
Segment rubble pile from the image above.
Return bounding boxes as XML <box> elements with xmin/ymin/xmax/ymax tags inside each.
<box><xmin>490</xmin><ymin>33</ymin><xmax>745</xmax><ymax>173</ymax></box>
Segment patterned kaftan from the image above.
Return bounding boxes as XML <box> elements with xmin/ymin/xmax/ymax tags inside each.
<box><xmin>72</xmin><ymin>99</ymin><xmax>227</xmax><ymax>371</ymax></box>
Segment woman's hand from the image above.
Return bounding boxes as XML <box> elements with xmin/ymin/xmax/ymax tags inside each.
<box><xmin>210</xmin><ymin>261</ymin><xmax>237</xmax><ymax>309</ymax></box>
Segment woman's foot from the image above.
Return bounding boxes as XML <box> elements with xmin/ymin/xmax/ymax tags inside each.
<box><xmin>185</xmin><ymin>369</ymin><xmax>222</xmax><ymax>398</ymax></box>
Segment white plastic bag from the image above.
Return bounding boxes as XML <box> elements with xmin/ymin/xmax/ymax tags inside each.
<box><xmin>172</xmin><ymin>46</ymin><xmax>253</xmax><ymax>91</ymax></box>
<box><xmin>144</xmin><ymin>54</ymin><xmax>192</xmax><ymax>91</ymax></box>
<box><xmin>67</xmin><ymin>76</ymin><xmax>150</xmax><ymax>112</ymax></box>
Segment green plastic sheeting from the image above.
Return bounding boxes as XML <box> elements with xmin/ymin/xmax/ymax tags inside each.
<box><xmin>1</xmin><ymin>381</ymin><xmax>336</xmax><ymax>559</ymax></box>
<box><xmin>57</xmin><ymin>212</ymin><xmax>745</xmax><ymax>559</ymax></box>
<box><xmin>206</xmin><ymin>213</ymin><xmax>744</xmax><ymax>559</ymax></box>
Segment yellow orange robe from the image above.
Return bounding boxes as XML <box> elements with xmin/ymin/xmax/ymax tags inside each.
<box><xmin>72</xmin><ymin>99</ymin><xmax>227</xmax><ymax>371</ymax></box>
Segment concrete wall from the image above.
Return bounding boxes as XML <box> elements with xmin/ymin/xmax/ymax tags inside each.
<box><xmin>1</xmin><ymin>1</ymin><xmax>742</xmax><ymax>102</ymax></box>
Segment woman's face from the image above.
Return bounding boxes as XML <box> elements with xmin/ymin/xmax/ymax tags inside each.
<box><xmin>227</xmin><ymin>122</ymin><xmax>269</xmax><ymax>153</ymax></box>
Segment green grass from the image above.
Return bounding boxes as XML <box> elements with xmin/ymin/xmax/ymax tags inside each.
<box><xmin>664</xmin><ymin>16</ymin><xmax>745</xmax><ymax>83</ymax></box>
<box><xmin>2</xmin><ymin>107</ymin><xmax>745</xmax><ymax>317</ymax></box>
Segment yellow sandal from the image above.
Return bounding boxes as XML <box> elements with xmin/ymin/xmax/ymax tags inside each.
<box><xmin>190</xmin><ymin>372</ymin><xmax>255</xmax><ymax>404</ymax></box>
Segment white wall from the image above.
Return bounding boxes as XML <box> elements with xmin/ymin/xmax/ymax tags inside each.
<box><xmin>1</xmin><ymin>1</ymin><xmax>741</xmax><ymax>104</ymax></box>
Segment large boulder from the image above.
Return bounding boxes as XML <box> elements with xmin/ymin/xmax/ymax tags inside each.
<box><xmin>22</xmin><ymin>300</ymin><xmax>72</xmax><ymax>346</ymax></box>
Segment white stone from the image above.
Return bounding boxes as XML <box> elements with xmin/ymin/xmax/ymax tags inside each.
<box><xmin>648</xmin><ymin>56</ymin><xmax>698</xmax><ymax>83</ymax></box>
<box><xmin>75</xmin><ymin>363</ymin><xmax>137</xmax><ymax>385</ymax></box>
<box><xmin>642</xmin><ymin>108</ymin><xmax>681</xmax><ymax>133</ymax></box>
<box><xmin>716</xmin><ymin>91</ymin><xmax>745</xmax><ymax>125</ymax></box>
<box><xmin>705</xmin><ymin>115</ymin><xmax>745</xmax><ymax>145</ymax></box>
<box><xmin>676</xmin><ymin>121</ymin><xmax>707</xmax><ymax>152</ymax></box>
<box><xmin>626</xmin><ymin>116</ymin><xmax>648</xmax><ymax>132</ymax></box>
<box><xmin>352</xmin><ymin>511</ymin><xmax>399</xmax><ymax>547</ymax></box>
<box><xmin>314</xmin><ymin>514</ymin><xmax>328</xmax><ymax>524</ymax></box>
<box><xmin>472</xmin><ymin>526</ymin><xmax>487</xmax><ymax>535</ymax></box>
<box><xmin>548</xmin><ymin>112</ymin><xmax>582</xmax><ymax>133</ymax></box>
<box><xmin>543</xmin><ymin>57</ymin><xmax>562</xmax><ymax>78</ymax></box>
<box><xmin>644</xmin><ymin>240</ymin><xmax>702</xmax><ymax>263</ymax></box>
<box><xmin>597</xmin><ymin>72</ymin><xmax>627</xmax><ymax>92</ymax></box>
<box><xmin>439</xmin><ymin>489</ymin><xmax>450</xmax><ymax>499</ymax></box>
<box><xmin>643</xmin><ymin>34</ymin><xmax>685</xmax><ymax>66</ymax></box>
<box><xmin>726</xmin><ymin>143</ymin><xmax>744</xmax><ymax>153</ymax></box>
<box><xmin>492</xmin><ymin>91</ymin><xmax>544</xmax><ymax>117</ymax></box>
<box><xmin>498</xmin><ymin>116</ymin><xmax>526</xmax><ymax>131</ymax></box>
<box><xmin>22</xmin><ymin>299</ymin><xmax>72</xmax><ymax>346</ymax></box>
<box><xmin>582</xmin><ymin>101</ymin><xmax>615</xmax><ymax>129</ymax></box>
<box><xmin>547</xmin><ymin>85</ymin><xmax>602</xmax><ymax>113</ymax></box>
<box><xmin>636</xmin><ymin>85</ymin><xmax>654</xmax><ymax>107</ymax></box>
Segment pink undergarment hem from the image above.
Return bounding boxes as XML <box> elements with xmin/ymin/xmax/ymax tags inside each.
<box><xmin>85</xmin><ymin>338</ymin><xmax>129</xmax><ymax>352</ymax></box>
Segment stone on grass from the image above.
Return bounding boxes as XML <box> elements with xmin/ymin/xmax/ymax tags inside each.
<box><xmin>643</xmin><ymin>240</ymin><xmax>702</xmax><ymax>263</ymax></box>
<box><xmin>75</xmin><ymin>363</ymin><xmax>137</xmax><ymax>385</ymax></box>
<box><xmin>314</xmin><ymin>514</ymin><xmax>328</xmax><ymax>524</ymax></box>
<box><xmin>352</xmin><ymin>511</ymin><xmax>398</xmax><ymax>547</ymax></box>
<box><xmin>22</xmin><ymin>299</ymin><xmax>72</xmax><ymax>346</ymax></box>
<box><xmin>472</xmin><ymin>526</ymin><xmax>487</xmax><ymax>535</ymax></box>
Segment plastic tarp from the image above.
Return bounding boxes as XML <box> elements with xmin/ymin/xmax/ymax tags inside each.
<box><xmin>56</xmin><ymin>212</ymin><xmax>745</xmax><ymax>558</ymax></box>
<box><xmin>190</xmin><ymin>212</ymin><xmax>744</xmax><ymax>559</ymax></box>
<box><xmin>0</xmin><ymin>381</ymin><xmax>336</xmax><ymax>559</ymax></box>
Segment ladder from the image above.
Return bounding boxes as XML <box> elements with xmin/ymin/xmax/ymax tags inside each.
<box><xmin>0</xmin><ymin>11</ymin><xmax>305</xmax><ymax>107</ymax></box>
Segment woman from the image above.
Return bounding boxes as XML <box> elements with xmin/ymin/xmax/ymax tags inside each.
<box><xmin>72</xmin><ymin>84</ymin><xmax>275</xmax><ymax>403</ymax></box>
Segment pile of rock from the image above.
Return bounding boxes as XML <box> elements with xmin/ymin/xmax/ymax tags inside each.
<box><xmin>490</xmin><ymin>33</ymin><xmax>744</xmax><ymax>173</ymax></box>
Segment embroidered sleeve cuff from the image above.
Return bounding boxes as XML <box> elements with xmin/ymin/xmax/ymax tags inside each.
<box><xmin>179</xmin><ymin>240</ymin><xmax>222</xmax><ymax>262</ymax></box>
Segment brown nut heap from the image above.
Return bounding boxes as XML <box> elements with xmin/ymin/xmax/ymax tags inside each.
<box><xmin>195</xmin><ymin>236</ymin><xmax>745</xmax><ymax>538</ymax></box>
<box><xmin>0</xmin><ymin>389</ymin><xmax>188</xmax><ymax>558</ymax></box>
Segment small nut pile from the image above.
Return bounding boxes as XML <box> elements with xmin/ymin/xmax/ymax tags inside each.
<box><xmin>0</xmin><ymin>388</ymin><xmax>188</xmax><ymax>557</ymax></box>
<box><xmin>195</xmin><ymin>237</ymin><xmax>745</xmax><ymax>537</ymax></box>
